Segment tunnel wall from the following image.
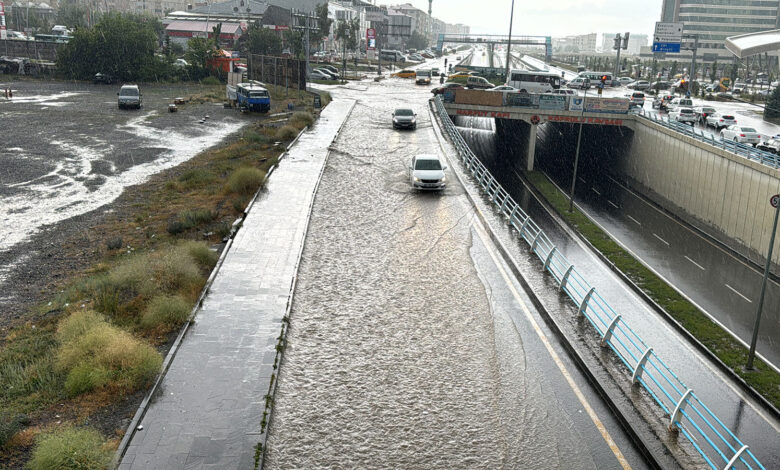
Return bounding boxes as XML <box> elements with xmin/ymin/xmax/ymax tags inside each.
<box><xmin>623</xmin><ymin>118</ymin><xmax>780</xmax><ymax>267</ymax></box>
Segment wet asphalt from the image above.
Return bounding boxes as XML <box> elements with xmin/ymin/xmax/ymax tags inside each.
<box><xmin>264</xmin><ymin>68</ymin><xmax>651</xmax><ymax>469</ymax></box>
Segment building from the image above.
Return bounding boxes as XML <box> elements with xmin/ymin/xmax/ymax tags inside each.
<box><xmin>659</xmin><ymin>0</ymin><xmax>780</xmax><ymax>57</ymax></box>
<box><xmin>555</xmin><ymin>33</ymin><xmax>597</xmax><ymax>53</ymax></box>
<box><xmin>386</xmin><ymin>9</ymin><xmax>411</xmax><ymax>48</ymax></box>
<box><xmin>627</xmin><ymin>33</ymin><xmax>647</xmax><ymax>55</ymax></box>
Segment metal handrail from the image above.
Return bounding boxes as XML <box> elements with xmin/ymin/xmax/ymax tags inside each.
<box><xmin>433</xmin><ymin>96</ymin><xmax>765</xmax><ymax>470</ymax></box>
<box><xmin>637</xmin><ymin>108</ymin><xmax>780</xmax><ymax>170</ymax></box>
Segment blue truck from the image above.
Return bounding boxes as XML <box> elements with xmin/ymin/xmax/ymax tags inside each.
<box><xmin>227</xmin><ymin>82</ymin><xmax>271</xmax><ymax>113</ymax></box>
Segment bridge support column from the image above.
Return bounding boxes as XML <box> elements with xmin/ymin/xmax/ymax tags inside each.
<box><xmin>526</xmin><ymin>123</ymin><xmax>538</xmax><ymax>171</ymax></box>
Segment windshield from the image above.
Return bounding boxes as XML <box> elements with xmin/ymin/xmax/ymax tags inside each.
<box><xmin>395</xmin><ymin>109</ymin><xmax>414</xmax><ymax>116</ymax></box>
<box><xmin>249</xmin><ymin>91</ymin><xmax>268</xmax><ymax>98</ymax></box>
<box><xmin>742</xmin><ymin>127</ymin><xmax>757</xmax><ymax>133</ymax></box>
<box><xmin>415</xmin><ymin>159</ymin><xmax>442</xmax><ymax>170</ymax></box>
<box><xmin>120</xmin><ymin>88</ymin><xmax>138</xmax><ymax>96</ymax></box>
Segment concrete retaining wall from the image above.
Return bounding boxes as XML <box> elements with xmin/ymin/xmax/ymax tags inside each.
<box><xmin>623</xmin><ymin>118</ymin><xmax>780</xmax><ymax>268</ymax></box>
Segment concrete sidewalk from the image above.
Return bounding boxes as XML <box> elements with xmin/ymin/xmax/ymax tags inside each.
<box><xmin>118</xmin><ymin>97</ymin><xmax>356</xmax><ymax>469</ymax></box>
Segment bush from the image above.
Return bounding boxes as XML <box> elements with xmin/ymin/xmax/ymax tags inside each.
<box><xmin>227</xmin><ymin>167</ymin><xmax>265</xmax><ymax>195</ymax></box>
<box><xmin>141</xmin><ymin>295</ymin><xmax>190</xmax><ymax>331</ymax></box>
<box><xmin>201</xmin><ymin>76</ymin><xmax>222</xmax><ymax>86</ymax></box>
<box><xmin>244</xmin><ymin>129</ymin><xmax>272</xmax><ymax>145</ymax></box>
<box><xmin>28</xmin><ymin>426</ymin><xmax>112</xmax><ymax>470</ymax></box>
<box><xmin>153</xmin><ymin>247</ymin><xmax>203</xmax><ymax>294</ymax></box>
<box><xmin>167</xmin><ymin>219</ymin><xmax>186</xmax><ymax>235</ymax></box>
<box><xmin>0</xmin><ymin>412</ymin><xmax>29</xmax><ymax>448</ymax></box>
<box><xmin>56</xmin><ymin>311</ymin><xmax>162</xmax><ymax>396</ymax></box>
<box><xmin>290</xmin><ymin>111</ymin><xmax>314</xmax><ymax>129</ymax></box>
<box><xmin>183</xmin><ymin>241</ymin><xmax>219</xmax><ymax>269</ymax></box>
<box><xmin>178</xmin><ymin>208</ymin><xmax>215</xmax><ymax>228</ymax></box>
<box><xmin>178</xmin><ymin>168</ymin><xmax>216</xmax><ymax>189</ymax></box>
<box><xmin>275</xmin><ymin>125</ymin><xmax>300</xmax><ymax>141</ymax></box>
<box><xmin>106</xmin><ymin>237</ymin><xmax>123</xmax><ymax>250</ymax></box>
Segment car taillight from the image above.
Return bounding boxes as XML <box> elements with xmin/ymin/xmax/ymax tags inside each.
<box><xmin>740</xmin><ymin>134</ymin><xmax>746</xmax><ymax>137</ymax></box>
<box><xmin>720</xmin><ymin>119</ymin><xmax>724</xmax><ymax>122</ymax></box>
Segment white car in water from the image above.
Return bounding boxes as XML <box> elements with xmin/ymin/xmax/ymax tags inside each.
<box><xmin>409</xmin><ymin>154</ymin><xmax>447</xmax><ymax>191</ymax></box>
<box><xmin>720</xmin><ymin>125</ymin><xmax>761</xmax><ymax>145</ymax></box>
<box><xmin>705</xmin><ymin>113</ymin><xmax>737</xmax><ymax>130</ymax></box>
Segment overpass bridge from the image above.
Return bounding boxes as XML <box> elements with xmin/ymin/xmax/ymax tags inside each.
<box><xmin>436</xmin><ymin>33</ymin><xmax>552</xmax><ymax>60</ymax></box>
<box><xmin>439</xmin><ymin>91</ymin><xmax>780</xmax><ymax>271</ymax></box>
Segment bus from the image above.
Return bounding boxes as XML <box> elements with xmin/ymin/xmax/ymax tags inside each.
<box><xmin>506</xmin><ymin>70</ymin><xmax>561</xmax><ymax>93</ymax></box>
<box><xmin>380</xmin><ymin>49</ymin><xmax>406</xmax><ymax>63</ymax></box>
<box><xmin>578</xmin><ymin>71</ymin><xmax>614</xmax><ymax>86</ymax></box>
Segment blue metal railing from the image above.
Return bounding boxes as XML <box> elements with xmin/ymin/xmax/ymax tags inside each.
<box><xmin>434</xmin><ymin>96</ymin><xmax>765</xmax><ymax>470</ymax></box>
<box><xmin>637</xmin><ymin>109</ymin><xmax>780</xmax><ymax>170</ymax></box>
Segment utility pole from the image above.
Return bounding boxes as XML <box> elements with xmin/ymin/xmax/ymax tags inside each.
<box><xmin>505</xmin><ymin>0</ymin><xmax>515</xmax><ymax>80</ymax></box>
<box><xmin>305</xmin><ymin>10</ymin><xmax>310</xmax><ymax>78</ymax></box>
<box><xmin>613</xmin><ymin>32</ymin><xmax>629</xmax><ymax>78</ymax></box>
<box><xmin>569</xmin><ymin>88</ymin><xmax>588</xmax><ymax>212</ymax></box>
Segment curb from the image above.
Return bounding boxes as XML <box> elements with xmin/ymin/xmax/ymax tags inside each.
<box><xmin>524</xmin><ymin>171</ymin><xmax>780</xmax><ymax>420</ymax></box>
<box><xmin>112</xmin><ymin>120</ymin><xmax>317</xmax><ymax>468</ymax></box>
<box><xmin>257</xmin><ymin>98</ymin><xmax>357</xmax><ymax>469</ymax></box>
<box><xmin>428</xmin><ymin>102</ymin><xmax>669</xmax><ymax>469</ymax></box>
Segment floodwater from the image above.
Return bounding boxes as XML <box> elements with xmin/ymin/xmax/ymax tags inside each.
<box><xmin>265</xmin><ymin>74</ymin><xmax>646</xmax><ymax>469</ymax></box>
<box><xmin>0</xmin><ymin>81</ymin><xmax>246</xmax><ymax>276</ymax></box>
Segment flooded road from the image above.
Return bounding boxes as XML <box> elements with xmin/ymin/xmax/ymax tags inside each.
<box><xmin>265</xmin><ymin>73</ymin><xmax>647</xmax><ymax>468</ymax></box>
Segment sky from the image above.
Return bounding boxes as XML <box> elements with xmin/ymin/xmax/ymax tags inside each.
<box><xmin>378</xmin><ymin>0</ymin><xmax>659</xmax><ymax>41</ymax></box>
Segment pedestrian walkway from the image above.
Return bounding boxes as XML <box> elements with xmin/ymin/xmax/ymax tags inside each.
<box><xmin>117</xmin><ymin>97</ymin><xmax>356</xmax><ymax>469</ymax></box>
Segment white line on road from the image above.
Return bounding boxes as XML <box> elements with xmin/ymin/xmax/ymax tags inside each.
<box><xmin>578</xmin><ymin>177</ymin><xmax>586</xmax><ymax>184</ymax></box>
<box><xmin>473</xmin><ymin>223</ymin><xmax>632</xmax><ymax>470</ymax></box>
<box><xmin>626</xmin><ymin>215</ymin><xmax>641</xmax><ymax>226</ymax></box>
<box><xmin>653</xmin><ymin>233</ymin><xmax>670</xmax><ymax>246</ymax></box>
<box><xmin>725</xmin><ymin>284</ymin><xmax>752</xmax><ymax>303</ymax></box>
<box><xmin>684</xmin><ymin>255</ymin><xmax>706</xmax><ymax>271</ymax></box>
<box><xmin>608</xmin><ymin>200</ymin><xmax>620</xmax><ymax>209</ymax></box>
<box><xmin>591</xmin><ymin>187</ymin><xmax>601</xmax><ymax>196</ymax></box>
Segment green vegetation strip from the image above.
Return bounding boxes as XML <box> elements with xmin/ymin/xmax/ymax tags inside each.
<box><xmin>525</xmin><ymin>171</ymin><xmax>780</xmax><ymax>409</ymax></box>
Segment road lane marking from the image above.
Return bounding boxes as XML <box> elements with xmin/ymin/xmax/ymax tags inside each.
<box><xmin>653</xmin><ymin>233</ymin><xmax>670</xmax><ymax>246</ymax></box>
<box><xmin>626</xmin><ymin>215</ymin><xmax>641</xmax><ymax>226</ymax></box>
<box><xmin>473</xmin><ymin>224</ymin><xmax>632</xmax><ymax>470</ymax></box>
<box><xmin>725</xmin><ymin>284</ymin><xmax>752</xmax><ymax>303</ymax></box>
<box><xmin>608</xmin><ymin>200</ymin><xmax>620</xmax><ymax>209</ymax></box>
<box><xmin>684</xmin><ymin>256</ymin><xmax>706</xmax><ymax>271</ymax></box>
<box><xmin>579</xmin><ymin>177</ymin><xmax>587</xmax><ymax>184</ymax></box>
<box><xmin>591</xmin><ymin>187</ymin><xmax>601</xmax><ymax>195</ymax></box>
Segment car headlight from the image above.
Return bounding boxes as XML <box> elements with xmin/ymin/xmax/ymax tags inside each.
<box><xmin>413</xmin><ymin>177</ymin><xmax>421</xmax><ymax>182</ymax></box>
<box><xmin>411</xmin><ymin>117</ymin><xmax>416</xmax><ymax>123</ymax></box>
<box><xmin>440</xmin><ymin>176</ymin><xmax>446</xmax><ymax>182</ymax></box>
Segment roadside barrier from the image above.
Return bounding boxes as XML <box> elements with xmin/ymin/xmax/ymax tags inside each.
<box><xmin>434</xmin><ymin>95</ymin><xmax>765</xmax><ymax>470</ymax></box>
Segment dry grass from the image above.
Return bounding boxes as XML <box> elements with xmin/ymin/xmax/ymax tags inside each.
<box><xmin>27</xmin><ymin>426</ymin><xmax>113</xmax><ymax>470</ymax></box>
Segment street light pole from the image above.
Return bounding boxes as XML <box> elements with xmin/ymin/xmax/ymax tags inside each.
<box><xmin>504</xmin><ymin>0</ymin><xmax>515</xmax><ymax>80</ymax></box>
<box><xmin>569</xmin><ymin>87</ymin><xmax>588</xmax><ymax>212</ymax></box>
<box><xmin>746</xmin><ymin>195</ymin><xmax>780</xmax><ymax>370</ymax></box>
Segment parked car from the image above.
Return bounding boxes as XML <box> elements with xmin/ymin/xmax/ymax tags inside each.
<box><xmin>465</xmin><ymin>76</ymin><xmax>493</xmax><ymax>89</ymax></box>
<box><xmin>117</xmin><ymin>84</ymin><xmax>142</xmax><ymax>109</ymax></box>
<box><xmin>409</xmin><ymin>154</ymin><xmax>447</xmax><ymax>191</ymax></box>
<box><xmin>310</xmin><ymin>69</ymin><xmax>333</xmax><ymax>80</ymax></box>
<box><xmin>720</xmin><ymin>125</ymin><xmax>761</xmax><ymax>145</ymax></box>
<box><xmin>319</xmin><ymin>65</ymin><xmax>339</xmax><ymax>75</ymax></box>
<box><xmin>650</xmin><ymin>80</ymin><xmax>671</xmax><ymax>90</ymax></box>
<box><xmin>488</xmin><ymin>85</ymin><xmax>517</xmax><ymax>92</ymax></box>
<box><xmin>392</xmin><ymin>69</ymin><xmax>416</xmax><ymax>79</ymax></box>
<box><xmin>392</xmin><ymin>108</ymin><xmax>417</xmax><ymax>130</ymax></box>
<box><xmin>629</xmin><ymin>80</ymin><xmax>650</xmax><ymax>91</ymax></box>
<box><xmin>732</xmin><ymin>85</ymin><xmax>745</xmax><ymax>95</ymax></box>
<box><xmin>551</xmin><ymin>88</ymin><xmax>577</xmax><ymax>95</ymax></box>
<box><xmin>617</xmin><ymin>77</ymin><xmax>634</xmax><ymax>86</ymax></box>
<box><xmin>705</xmin><ymin>113</ymin><xmax>737</xmax><ymax>129</ymax></box>
<box><xmin>670</xmin><ymin>107</ymin><xmax>697</xmax><ymax>125</ymax></box>
<box><xmin>629</xmin><ymin>92</ymin><xmax>645</xmax><ymax>107</ymax></box>
<box><xmin>693</xmin><ymin>106</ymin><xmax>717</xmax><ymax>124</ymax></box>
<box><xmin>757</xmin><ymin>138</ymin><xmax>780</xmax><ymax>154</ymax></box>
<box><xmin>93</xmin><ymin>72</ymin><xmax>113</xmax><ymax>84</ymax></box>
<box><xmin>314</xmin><ymin>68</ymin><xmax>338</xmax><ymax>79</ymax></box>
<box><xmin>173</xmin><ymin>58</ymin><xmax>189</xmax><ymax>68</ymax></box>
<box><xmin>431</xmin><ymin>82</ymin><xmax>464</xmax><ymax>95</ymax></box>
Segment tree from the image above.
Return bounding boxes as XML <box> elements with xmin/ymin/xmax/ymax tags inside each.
<box><xmin>56</xmin><ymin>13</ymin><xmax>158</xmax><ymax>81</ymax></box>
<box><xmin>284</xmin><ymin>29</ymin><xmax>306</xmax><ymax>59</ymax></box>
<box><xmin>670</xmin><ymin>60</ymin><xmax>678</xmax><ymax>77</ymax></box>
<box><xmin>57</xmin><ymin>3</ymin><xmax>90</xmax><ymax>29</ymax></box>
<box><xmin>764</xmin><ymin>86</ymin><xmax>780</xmax><ymax>119</ymax></box>
<box><xmin>246</xmin><ymin>24</ymin><xmax>282</xmax><ymax>56</ymax></box>
<box><xmin>710</xmin><ymin>60</ymin><xmax>718</xmax><ymax>82</ymax></box>
<box><xmin>407</xmin><ymin>31</ymin><xmax>427</xmax><ymax>51</ymax></box>
<box><xmin>315</xmin><ymin>2</ymin><xmax>332</xmax><ymax>47</ymax></box>
<box><xmin>185</xmin><ymin>37</ymin><xmax>219</xmax><ymax>79</ymax></box>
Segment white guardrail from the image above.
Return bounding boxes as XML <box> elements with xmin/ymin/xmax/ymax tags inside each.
<box><xmin>434</xmin><ymin>95</ymin><xmax>765</xmax><ymax>470</ymax></box>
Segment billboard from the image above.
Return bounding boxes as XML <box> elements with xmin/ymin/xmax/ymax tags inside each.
<box><xmin>366</xmin><ymin>28</ymin><xmax>376</xmax><ymax>51</ymax></box>
<box><xmin>584</xmin><ymin>97</ymin><xmax>630</xmax><ymax>114</ymax></box>
<box><xmin>652</xmin><ymin>22</ymin><xmax>683</xmax><ymax>53</ymax></box>
<box><xmin>0</xmin><ymin>2</ymin><xmax>6</xmax><ymax>40</ymax></box>
<box><xmin>538</xmin><ymin>94</ymin><xmax>566</xmax><ymax>111</ymax></box>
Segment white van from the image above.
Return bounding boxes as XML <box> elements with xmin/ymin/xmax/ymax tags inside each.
<box><xmin>466</xmin><ymin>76</ymin><xmax>492</xmax><ymax>89</ymax></box>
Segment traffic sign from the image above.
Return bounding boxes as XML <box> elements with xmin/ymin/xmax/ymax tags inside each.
<box><xmin>366</xmin><ymin>28</ymin><xmax>376</xmax><ymax>51</ymax></box>
<box><xmin>771</xmin><ymin>194</ymin><xmax>779</xmax><ymax>208</ymax></box>
<box><xmin>653</xmin><ymin>21</ymin><xmax>683</xmax><ymax>54</ymax></box>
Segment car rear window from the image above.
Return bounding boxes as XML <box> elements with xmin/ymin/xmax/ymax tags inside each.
<box><xmin>741</xmin><ymin>127</ymin><xmax>757</xmax><ymax>133</ymax></box>
<box><xmin>703</xmin><ymin>107</ymin><xmax>716</xmax><ymax>113</ymax></box>
<box><xmin>415</xmin><ymin>159</ymin><xmax>442</xmax><ymax>170</ymax></box>
<box><xmin>722</xmin><ymin>115</ymin><xmax>735</xmax><ymax>120</ymax></box>
<box><xmin>681</xmin><ymin>109</ymin><xmax>694</xmax><ymax>114</ymax></box>
<box><xmin>632</xmin><ymin>93</ymin><xmax>644</xmax><ymax>97</ymax></box>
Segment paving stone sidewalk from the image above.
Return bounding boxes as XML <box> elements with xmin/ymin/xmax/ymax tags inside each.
<box><xmin>118</xmin><ymin>97</ymin><xmax>356</xmax><ymax>470</ymax></box>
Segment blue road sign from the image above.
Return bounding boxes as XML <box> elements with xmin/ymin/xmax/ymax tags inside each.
<box><xmin>652</xmin><ymin>42</ymin><xmax>681</xmax><ymax>53</ymax></box>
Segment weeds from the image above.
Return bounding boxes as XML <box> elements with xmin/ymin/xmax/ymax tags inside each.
<box><xmin>290</xmin><ymin>111</ymin><xmax>314</xmax><ymax>129</ymax></box>
<box><xmin>141</xmin><ymin>295</ymin><xmax>191</xmax><ymax>332</ymax></box>
<box><xmin>275</xmin><ymin>125</ymin><xmax>300</xmax><ymax>141</ymax></box>
<box><xmin>27</xmin><ymin>426</ymin><xmax>112</xmax><ymax>470</ymax></box>
<box><xmin>228</xmin><ymin>167</ymin><xmax>265</xmax><ymax>195</ymax></box>
<box><xmin>178</xmin><ymin>168</ymin><xmax>216</xmax><ymax>189</ymax></box>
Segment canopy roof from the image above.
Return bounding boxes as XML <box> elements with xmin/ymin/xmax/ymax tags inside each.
<box><xmin>725</xmin><ymin>29</ymin><xmax>780</xmax><ymax>58</ymax></box>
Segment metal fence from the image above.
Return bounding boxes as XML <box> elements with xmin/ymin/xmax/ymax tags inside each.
<box><xmin>637</xmin><ymin>109</ymin><xmax>780</xmax><ymax>170</ymax></box>
<box><xmin>433</xmin><ymin>96</ymin><xmax>765</xmax><ymax>470</ymax></box>
<box><xmin>249</xmin><ymin>54</ymin><xmax>307</xmax><ymax>90</ymax></box>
